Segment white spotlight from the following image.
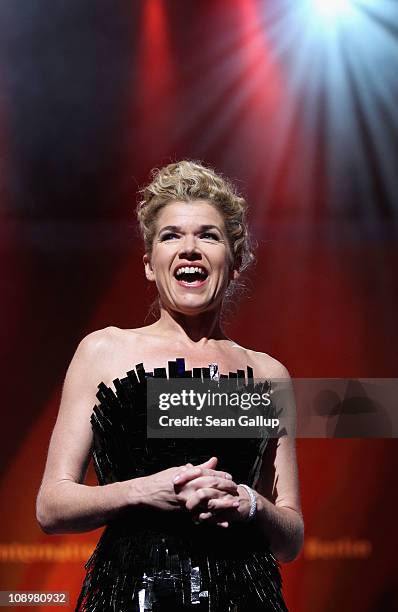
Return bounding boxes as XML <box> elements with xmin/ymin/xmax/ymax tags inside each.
<box><xmin>310</xmin><ymin>0</ymin><xmax>351</xmax><ymax>18</ymax></box>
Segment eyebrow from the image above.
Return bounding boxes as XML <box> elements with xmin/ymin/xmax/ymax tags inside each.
<box><xmin>158</xmin><ymin>224</ymin><xmax>222</xmax><ymax>234</ymax></box>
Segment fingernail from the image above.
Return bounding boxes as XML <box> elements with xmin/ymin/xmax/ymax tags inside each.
<box><xmin>232</xmin><ymin>501</ymin><xmax>240</xmax><ymax>507</ymax></box>
<box><xmin>173</xmin><ymin>475</ymin><xmax>180</xmax><ymax>483</ymax></box>
<box><xmin>225</xmin><ymin>473</ymin><xmax>232</xmax><ymax>479</ymax></box>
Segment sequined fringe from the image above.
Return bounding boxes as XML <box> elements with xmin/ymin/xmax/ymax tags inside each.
<box><xmin>75</xmin><ymin>359</ymin><xmax>288</xmax><ymax>611</ymax></box>
<box><xmin>76</xmin><ymin>529</ymin><xmax>288</xmax><ymax>611</ymax></box>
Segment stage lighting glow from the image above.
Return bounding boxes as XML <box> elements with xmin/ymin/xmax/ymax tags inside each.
<box><xmin>247</xmin><ymin>0</ymin><xmax>398</xmax><ymax>217</ymax></box>
<box><xmin>310</xmin><ymin>0</ymin><xmax>351</xmax><ymax>18</ymax></box>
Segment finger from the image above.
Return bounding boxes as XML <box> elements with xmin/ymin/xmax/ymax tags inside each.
<box><xmin>207</xmin><ymin>497</ymin><xmax>240</xmax><ymax>512</ymax></box>
<box><xmin>174</xmin><ymin>467</ymin><xmax>236</xmax><ymax>490</ymax></box>
<box><xmin>185</xmin><ymin>488</ymin><xmax>212</xmax><ymax>512</ymax></box>
<box><xmin>199</xmin><ymin>468</ymin><xmax>233</xmax><ymax>480</ymax></box>
<box><xmin>185</xmin><ymin>487</ymin><xmax>238</xmax><ymax>512</ymax></box>
<box><xmin>183</xmin><ymin>480</ymin><xmax>238</xmax><ymax>506</ymax></box>
<box><xmin>195</xmin><ymin>457</ymin><xmax>230</xmax><ymax>480</ymax></box>
<box><xmin>199</xmin><ymin>508</ymin><xmax>233</xmax><ymax>526</ymax></box>
<box><xmin>177</xmin><ymin>461</ymin><xmax>196</xmax><ymax>473</ymax></box>
<box><xmin>185</xmin><ymin>488</ymin><xmax>228</xmax><ymax>511</ymax></box>
<box><xmin>198</xmin><ymin>456</ymin><xmax>218</xmax><ymax>469</ymax></box>
<box><xmin>173</xmin><ymin>467</ymin><xmax>230</xmax><ymax>487</ymax></box>
<box><xmin>191</xmin><ymin>510</ymin><xmax>229</xmax><ymax>528</ymax></box>
<box><xmin>173</xmin><ymin>467</ymin><xmax>202</xmax><ymax>485</ymax></box>
<box><xmin>195</xmin><ymin>477</ymin><xmax>238</xmax><ymax>494</ymax></box>
<box><xmin>174</xmin><ymin>459</ymin><xmax>227</xmax><ymax>485</ymax></box>
<box><xmin>174</xmin><ymin>464</ymin><xmax>233</xmax><ymax>486</ymax></box>
<box><xmin>192</xmin><ymin>512</ymin><xmax>228</xmax><ymax>527</ymax></box>
<box><xmin>197</xmin><ymin>499</ymin><xmax>238</xmax><ymax>521</ymax></box>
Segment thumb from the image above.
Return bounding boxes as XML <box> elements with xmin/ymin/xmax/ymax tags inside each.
<box><xmin>198</xmin><ymin>456</ymin><xmax>218</xmax><ymax>469</ymax></box>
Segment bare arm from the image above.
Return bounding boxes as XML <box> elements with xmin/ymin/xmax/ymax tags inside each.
<box><xmin>250</xmin><ymin>441</ymin><xmax>304</xmax><ymax>562</ymax></box>
<box><xmin>36</xmin><ymin>330</ymin><xmax>233</xmax><ymax>534</ymax></box>
<box><xmin>245</xmin><ymin>366</ymin><xmax>304</xmax><ymax>562</ymax></box>
<box><xmin>36</xmin><ymin>329</ymin><xmax>138</xmax><ymax>534</ymax></box>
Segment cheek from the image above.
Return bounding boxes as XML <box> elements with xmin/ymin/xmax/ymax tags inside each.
<box><xmin>151</xmin><ymin>249</ymin><xmax>168</xmax><ymax>269</ymax></box>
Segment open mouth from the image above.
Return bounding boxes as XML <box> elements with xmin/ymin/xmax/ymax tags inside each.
<box><xmin>174</xmin><ymin>265</ymin><xmax>208</xmax><ymax>287</ymax></box>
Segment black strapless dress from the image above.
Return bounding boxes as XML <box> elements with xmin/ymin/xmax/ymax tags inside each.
<box><xmin>75</xmin><ymin>358</ymin><xmax>288</xmax><ymax>611</ymax></box>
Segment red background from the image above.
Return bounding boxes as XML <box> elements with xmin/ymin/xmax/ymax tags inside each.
<box><xmin>1</xmin><ymin>1</ymin><xmax>397</xmax><ymax>610</ymax></box>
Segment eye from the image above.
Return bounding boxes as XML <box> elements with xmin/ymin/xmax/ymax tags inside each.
<box><xmin>160</xmin><ymin>232</ymin><xmax>179</xmax><ymax>241</ymax></box>
<box><xmin>201</xmin><ymin>232</ymin><xmax>219</xmax><ymax>240</ymax></box>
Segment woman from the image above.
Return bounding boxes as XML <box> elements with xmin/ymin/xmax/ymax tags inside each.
<box><xmin>36</xmin><ymin>161</ymin><xmax>304</xmax><ymax>611</ymax></box>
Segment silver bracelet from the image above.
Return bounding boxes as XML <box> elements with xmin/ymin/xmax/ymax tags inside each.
<box><xmin>238</xmin><ymin>484</ymin><xmax>257</xmax><ymax>521</ymax></box>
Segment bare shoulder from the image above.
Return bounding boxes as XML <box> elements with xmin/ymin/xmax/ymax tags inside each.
<box><xmin>107</xmin><ymin>324</ymin><xmax>160</xmax><ymax>343</ymax></box>
<box><xmin>79</xmin><ymin>324</ymin><xmax>153</xmax><ymax>352</ymax></box>
<box><xmin>104</xmin><ymin>324</ymin><xmax>169</xmax><ymax>356</ymax></box>
<box><xmin>78</xmin><ymin>326</ymin><xmax>116</xmax><ymax>351</ymax></box>
<box><xmin>85</xmin><ymin>325</ymin><xmax>161</xmax><ymax>385</ymax></box>
<box><xmin>244</xmin><ymin>347</ymin><xmax>291</xmax><ymax>379</ymax></box>
<box><xmin>246</xmin><ymin>348</ymin><xmax>296</xmax><ymax>436</ymax></box>
<box><xmin>67</xmin><ymin>326</ymin><xmax>121</xmax><ymax>385</ymax></box>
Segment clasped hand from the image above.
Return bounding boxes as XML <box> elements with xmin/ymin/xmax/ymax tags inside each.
<box><xmin>173</xmin><ymin>456</ymin><xmax>251</xmax><ymax>528</ymax></box>
<box><xmin>138</xmin><ymin>456</ymin><xmax>251</xmax><ymax>527</ymax></box>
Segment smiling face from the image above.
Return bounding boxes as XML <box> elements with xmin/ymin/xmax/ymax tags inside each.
<box><xmin>143</xmin><ymin>200</ymin><xmax>240</xmax><ymax>316</ymax></box>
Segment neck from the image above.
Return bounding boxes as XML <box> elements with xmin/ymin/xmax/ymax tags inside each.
<box><xmin>152</xmin><ymin>303</ymin><xmax>228</xmax><ymax>347</ymax></box>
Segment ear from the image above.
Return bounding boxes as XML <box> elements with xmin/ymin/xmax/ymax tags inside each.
<box><xmin>143</xmin><ymin>253</ymin><xmax>155</xmax><ymax>282</ymax></box>
<box><xmin>229</xmin><ymin>257</ymin><xmax>241</xmax><ymax>282</ymax></box>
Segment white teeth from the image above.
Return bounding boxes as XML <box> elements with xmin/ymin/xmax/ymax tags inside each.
<box><xmin>175</xmin><ymin>266</ymin><xmax>207</xmax><ymax>277</ymax></box>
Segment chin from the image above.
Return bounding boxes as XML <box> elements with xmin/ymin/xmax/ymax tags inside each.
<box><xmin>175</xmin><ymin>304</ymin><xmax>209</xmax><ymax>316</ymax></box>
<box><xmin>172</xmin><ymin>299</ymin><xmax>218</xmax><ymax>316</ymax></box>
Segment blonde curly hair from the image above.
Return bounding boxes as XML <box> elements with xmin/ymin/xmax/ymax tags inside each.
<box><xmin>136</xmin><ymin>160</ymin><xmax>255</xmax><ymax>272</ymax></box>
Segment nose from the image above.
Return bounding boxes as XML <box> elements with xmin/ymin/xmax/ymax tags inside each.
<box><xmin>178</xmin><ymin>234</ymin><xmax>202</xmax><ymax>260</ymax></box>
